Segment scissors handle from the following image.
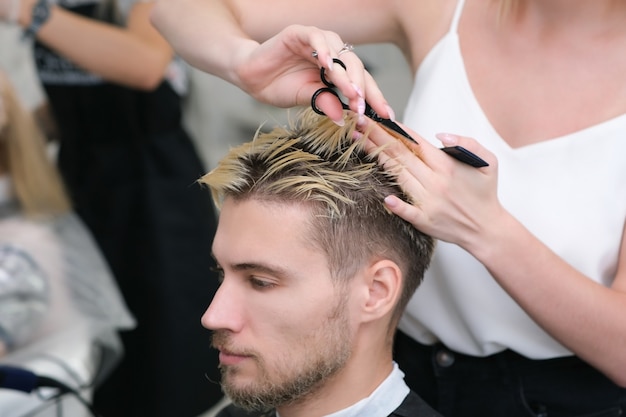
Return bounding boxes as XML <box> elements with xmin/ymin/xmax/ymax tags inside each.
<box><xmin>311</xmin><ymin>87</ymin><xmax>348</xmax><ymax>116</ymax></box>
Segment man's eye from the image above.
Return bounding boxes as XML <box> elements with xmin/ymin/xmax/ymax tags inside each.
<box><xmin>250</xmin><ymin>278</ymin><xmax>275</xmax><ymax>289</ymax></box>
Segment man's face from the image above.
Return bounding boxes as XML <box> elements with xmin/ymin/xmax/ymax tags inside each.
<box><xmin>203</xmin><ymin>198</ymin><xmax>354</xmax><ymax>411</ymax></box>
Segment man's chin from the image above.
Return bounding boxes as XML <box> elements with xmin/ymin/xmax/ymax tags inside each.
<box><xmin>221</xmin><ymin>364</ymin><xmax>261</xmax><ymax>389</ymax></box>
<box><xmin>222</xmin><ymin>378</ymin><xmax>275</xmax><ymax>412</ymax></box>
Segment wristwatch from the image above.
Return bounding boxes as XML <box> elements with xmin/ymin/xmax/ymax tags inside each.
<box><xmin>22</xmin><ymin>0</ymin><xmax>51</xmax><ymax>40</ymax></box>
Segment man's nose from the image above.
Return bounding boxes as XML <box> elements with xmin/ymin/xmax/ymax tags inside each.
<box><xmin>201</xmin><ymin>279</ymin><xmax>244</xmax><ymax>332</ymax></box>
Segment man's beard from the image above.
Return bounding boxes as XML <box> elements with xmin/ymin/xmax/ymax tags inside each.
<box><xmin>212</xmin><ymin>297</ymin><xmax>351</xmax><ymax>411</ymax></box>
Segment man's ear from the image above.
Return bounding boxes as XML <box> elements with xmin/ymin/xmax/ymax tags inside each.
<box><xmin>360</xmin><ymin>259</ymin><xmax>402</xmax><ymax>323</ymax></box>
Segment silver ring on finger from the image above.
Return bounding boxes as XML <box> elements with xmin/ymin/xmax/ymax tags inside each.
<box><xmin>337</xmin><ymin>43</ymin><xmax>355</xmax><ymax>56</ymax></box>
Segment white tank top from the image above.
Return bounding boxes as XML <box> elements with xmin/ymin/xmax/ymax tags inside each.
<box><xmin>398</xmin><ymin>0</ymin><xmax>626</xmax><ymax>358</ymax></box>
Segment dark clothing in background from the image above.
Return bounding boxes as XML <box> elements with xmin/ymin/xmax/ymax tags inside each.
<box><xmin>32</xmin><ymin>2</ymin><xmax>222</xmax><ymax>415</ymax></box>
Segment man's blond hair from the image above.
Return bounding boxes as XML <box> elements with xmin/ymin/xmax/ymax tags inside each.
<box><xmin>201</xmin><ymin>108</ymin><xmax>434</xmax><ymax>328</ymax></box>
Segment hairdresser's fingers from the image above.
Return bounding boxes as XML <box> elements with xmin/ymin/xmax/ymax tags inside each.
<box><xmin>308</xmin><ymin>31</ymin><xmax>393</xmax><ymax>120</ymax></box>
<box><xmin>234</xmin><ymin>26</ymin><xmax>346</xmax><ymax>120</ymax></box>
<box><xmin>234</xmin><ymin>24</ymin><xmax>389</xmax><ymax>124</ymax></box>
<box><xmin>361</xmin><ymin>70</ymin><xmax>394</xmax><ymax>120</ymax></box>
<box><xmin>359</xmin><ymin>120</ymin><xmax>431</xmax><ymax>204</ymax></box>
<box><xmin>383</xmin><ymin>193</ymin><xmax>429</xmax><ymax>231</ymax></box>
<box><xmin>361</xmin><ymin>118</ymin><xmax>429</xmax><ymax>174</ymax></box>
<box><xmin>0</xmin><ymin>0</ymin><xmax>20</xmax><ymax>22</ymax></box>
<box><xmin>309</xmin><ymin>89</ymin><xmax>347</xmax><ymax>124</ymax></box>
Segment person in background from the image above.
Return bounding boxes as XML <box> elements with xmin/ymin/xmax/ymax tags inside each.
<box><xmin>201</xmin><ymin>107</ymin><xmax>438</xmax><ymax>417</ymax></box>
<box><xmin>0</xmin><ymin>1</ymin><xmax>223</xmax><ymax>416</ymax></box>
<box><xmin>0</xmin><ymin>68</ymin><xmax>134</xmax><ymax>416</ymax></box>
<box><xmin>149</xmin><ymin>0</ymin><xmax>626</xmax><ymax>416</ymax></box>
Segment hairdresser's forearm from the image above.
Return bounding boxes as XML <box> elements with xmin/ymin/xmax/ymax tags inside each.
<box><xmin>150</xmin><ymin>0</ymin><xmax>406</xmax><ymax>84</ymax></box>
<box><xmin>473</xmin><ymin>212</ymin><xmax>626</xmax><ymax>387</ymax></box>
<box><xmin>150</xmin><ymin>0</ymin><xmax>258</xmax><ymax>86</ymax></box>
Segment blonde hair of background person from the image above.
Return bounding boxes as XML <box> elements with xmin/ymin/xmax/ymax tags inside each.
<box><xmin>199</xmin><ymin>108</ymin><xmax>438</xmax><ymax>417</ymax></box>
<box><xmin>0</xmin><ymin>70</ymin><xmax>134</xmax><ymax>415</ymax></box>
<box><xmin>0</xmin><ymin>0</ymin><xmax>225</xmax><ymax>415</ymax></box>
<box><xmin>0</xmin><ymin>71</ymin><xmax>69</xmax><ymax>217</ymax></box>
<box><xmin>149</xmin><ymin>0</ymin><xmax>626</xmax><ymax>415</ymax></box>
<box><xmin>0</xmin><ymin>69</ymin><xmax>69</xmax><ymax>360</ymax></box>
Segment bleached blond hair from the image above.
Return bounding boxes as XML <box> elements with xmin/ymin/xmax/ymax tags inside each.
<box><xmin>200</xmin><ymin>108</ymin><xmax>434</xmax><ymax>326</ymax></box>
<box><xmin>0</xmin><ymin>71</ymin><xmax>70</xmax><ymax>217</ymax></box>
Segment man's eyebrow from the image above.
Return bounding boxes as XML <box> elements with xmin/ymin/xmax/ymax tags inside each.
<box><xmin>231</xmin><ymin>262</ymin><xmax>289</xmax><ymax>278</ymax></box>
<box><xmin>210</xmin><ymin>252</ymin><xmax>290</xmax><ymax>278</ymax></box>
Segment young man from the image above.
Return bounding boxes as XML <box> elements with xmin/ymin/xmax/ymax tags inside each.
<box><xmin>200</xmin><ymin>108</ymin><xmax>439</xmax><ymax>417</ymax></box>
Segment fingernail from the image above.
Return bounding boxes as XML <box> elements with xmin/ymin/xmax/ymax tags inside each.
<box><xmin>332</xmin><ymin>117</ymin><xmax>345</xmax><ymax>127</ymax></box>
<box><xmin>351</xmin><ymin>83</ymin><xmax>363</xmax><ymax>97</ymax></box>
<box><xmin>357</xmin><ymin>114</ymin><xmax>367</xmax><ymax>127</ymax></box>
<box><xmin>435</xmin><ymin>133</ymin><xmax>459</xmax><ymax>146</ymax></box>
<box><xmin>352</xmin><ymin>130</ymin><xmax>363</xmax><ymax>141</ymax></box>
<box><xmin>357</xmin><ymin>97</ymin><xmax>365</xmax><ymax>116</ymax></box>
<box><xmin>384</xmin><ymin>195</ymin><xmax>399</xmax><ymax>208</ymax></box>
<box><xmin>385</xmin><ymin>105</ymin><xmax>396</xmax><ymax>121</ymax></box>
<box><xmin>327</xmin><ymin>57</ymin><xmax>334</xmax><ymax>71</ymax></box>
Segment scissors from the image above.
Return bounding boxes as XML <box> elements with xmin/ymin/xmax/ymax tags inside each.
<box><xmin>311</xmin><ymin>58</ymin><xmax>488</xmax><ymax>168</ymax></box>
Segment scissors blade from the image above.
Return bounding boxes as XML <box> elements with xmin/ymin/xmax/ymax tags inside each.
<box><xmin>366</xmin><ymin>107</ymin><xmax>489</xmax><ymax>168</ymax></box>
<box><xmin>364</xmin><ymin>106</ymin><xmax>417</xmax><ymax>143</ymax></box>
<box><xmin>378</xmin><ymin>118</ymin><xmax>417</xmax><ymax>143</ymax></box>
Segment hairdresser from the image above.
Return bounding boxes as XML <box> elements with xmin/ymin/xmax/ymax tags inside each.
<box><xmin>149</xmin><ymin>1</ymin><xmax>626</xmax><ymax>415</ymax></box>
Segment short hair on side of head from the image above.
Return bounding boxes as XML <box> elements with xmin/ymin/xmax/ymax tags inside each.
<box><xmin>200</xmin><ymin>108</ymin><xmax>434</xmax><ymax>327</ymax></box>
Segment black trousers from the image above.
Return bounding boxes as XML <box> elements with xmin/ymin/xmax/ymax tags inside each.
<box><xmin>394</xmin><ymin>330</ymin><xmax>626</xmax><ymax>417</ymax></box>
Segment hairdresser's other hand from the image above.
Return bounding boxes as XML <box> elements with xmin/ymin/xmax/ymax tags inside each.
<box><xmin>231</xmin><ymin>24</ymin><xmax>391</xmax><ymax>125</ymax></box>
<box><xmin>0</xmin><ymin>0</ymin><xmax>19</xmax><ymax>22</ymax></box>
<box><xmin>363</xmin><ymin>120</ymin><xmax>503</xmax><ymax>251</ymax></box>
<box><xmin>0</xmin><ymin>0</ymin><xmax>37</xmax><ymax>27</ymax></box>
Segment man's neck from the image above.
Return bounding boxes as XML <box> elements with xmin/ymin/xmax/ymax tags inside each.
<box><xmin>276</xmin><ymin>354</ymin><xmax>396</xmax><ymax>417</ymax></box>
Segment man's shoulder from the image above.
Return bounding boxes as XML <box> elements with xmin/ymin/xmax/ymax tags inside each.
<box><xmin>214</xmin><ymin>404</ymin><xmax>274</xmax><ymax>417</ymax></box>
<box><xmin>390</xmin><ymin>390</ymin><xmax>443</xmax><ymax>417</ymax></box>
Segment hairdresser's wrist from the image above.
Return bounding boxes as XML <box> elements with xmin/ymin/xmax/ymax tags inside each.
<box><xmin>15</xmin><ymin>0</ymin><xmax>34</xmax><ymax>27</ymax></box>
<box><xmin>464</xmin><ymin>206</ymin><xmax>519</xmax><ymax>266</ymax></box>
<box><xmin>20</xmin><ymin>0</ymin><xmax>51</xmax><ymax>39</ymax></box>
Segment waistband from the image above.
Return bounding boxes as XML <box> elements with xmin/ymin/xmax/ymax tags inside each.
<box><xmin>395</xmin><ymin>330</ymin><xmax>601</xmax><ymax>377</ymax></box>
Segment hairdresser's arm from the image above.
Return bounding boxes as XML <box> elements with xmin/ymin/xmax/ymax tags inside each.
<box><xmin>151</xmin><ymin>0</ymin><xmax>400</xmax><ymax>78</ymax></box>
<box><xmin>150</xmin><ymin>0</ymin><xmax>411</xmax><ymax>119</ymax></box>
<box><xmin>366</xmin><ymin>123</ymin><xmax>626</xmax><ymax>388</ymax></box>
<box><xmin>15</xmin><ymin>0</ymin><xmax>171</xmax><ymax>90</ymax></box>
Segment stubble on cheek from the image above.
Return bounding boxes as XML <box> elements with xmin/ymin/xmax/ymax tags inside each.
<box><xmin>215</xmin><ymin>309</ymin><xmax>352</xmax><ymax>411</ymax></box>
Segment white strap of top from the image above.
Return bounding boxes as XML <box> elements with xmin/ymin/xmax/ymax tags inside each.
<box><xmin>449</xmin><ymin>0</ymin><xmax>466</xmax><ymax>33</ymax></box>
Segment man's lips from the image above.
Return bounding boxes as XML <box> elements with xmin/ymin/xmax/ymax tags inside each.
<box><xmin>218</xmin><ymin>349</ymin><xmax>251</xmax><ymax>366</ymax></box>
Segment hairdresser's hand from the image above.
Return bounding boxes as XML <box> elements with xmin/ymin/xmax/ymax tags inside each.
<box><xmin>232</xmin><ymin>24</ymin><xmax>392</xmax><ymax>125</ymax></box>
<box><xmin>0</xmin><ymin>0</ymin><xmax>35</xmax><ymax>26</ymax></box>
<box><xmin>363</xmin><ymin>120</ymin><xmax>504</xmax><ymax>252</ymax></box>
<box><xmin>0</xmin><ymin>0</ymin><xmax>20</xmax><ymax>22</ymax></box>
